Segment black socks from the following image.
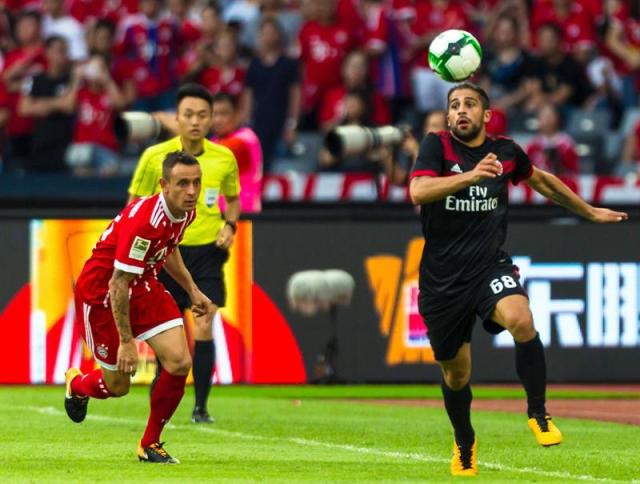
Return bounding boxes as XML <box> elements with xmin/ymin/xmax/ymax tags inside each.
<box><xmin>441</xmin><ymin>382</ymin><xmax>475</xmax><ymax>448</ymax></box>
<box><xmin>515</xmin><ymin>332</ymin><xmax>547</xmax><ymax>417</ymax></box>
<box><xmin>193</xmin><ymin>339</ymin><xmax>215</xmax><ymax>409</ymax></box>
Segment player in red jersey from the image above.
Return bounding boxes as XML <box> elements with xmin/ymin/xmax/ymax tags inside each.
<box><xmin>64</xmin><ymin>151</ymin><xmax>212</xmax><ymax>464</ymax></box>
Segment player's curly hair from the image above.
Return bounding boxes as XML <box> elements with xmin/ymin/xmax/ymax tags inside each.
<box><xmin>447</xmin><ymin>82</ymin><xmax>490</xmax><ymax>109</ymax></box>
<box><xmin>162</xmin><ymin>151</ymin><xmax>200</xmax><ymax>180</ymax></box>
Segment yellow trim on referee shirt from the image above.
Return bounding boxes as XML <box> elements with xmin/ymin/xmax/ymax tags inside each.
<box><xmin>128</xmin><ymin>136</ymin><xmax>240</xmax><ymax>246</ymax></box>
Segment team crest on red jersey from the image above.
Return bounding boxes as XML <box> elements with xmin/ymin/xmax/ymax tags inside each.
<box><xmin>96</xmin><ymin>344</ymin><xmax>109</xmax><ymax>359</ymax></box>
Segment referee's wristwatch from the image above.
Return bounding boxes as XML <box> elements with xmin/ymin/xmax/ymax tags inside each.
<box><xmin>224</xmin><ymin>220</ymin><xmax>237</xmax><ymax>234</ymax></box>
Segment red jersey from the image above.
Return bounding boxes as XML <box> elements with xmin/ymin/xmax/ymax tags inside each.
<box><xmin>299</xmin><ymin>20</ymin><xmax>357</xmax><ymax>110</ymax></box>
<box><xmin>115</xmin><ymin>13</ymin><xmax>180</xmax><ymax>96</ymax></box>
<box><xmin>525</xmin><ymin>133</ymin><xmax>579</xmax><ymax>176</ymax></box>
<box><xmin>602</xmin><ymin>9</ymin><xmax>640</xmax><ymax>76</ymax></box>
<box><xmin>531</xmin><ymin>1</ymin><xmax>596</xmax><ymax>52</ymax></box>
<box><xmin>3</xmin><ymin>0</ymin><xmax>41</xmax><ymax>13</ymax></box>
<box><xmin>198</xmin><ymin>66</ymin><xmax>246</xmax><ymax>98</ymax></box>
<box><xmin>73</xmin><ymin>86</ymin><xmax>120</xmax><ymax>150</ymax></box>
<box><xmin>336</xmin><ymin>0</ymin><xmax>365</xmax><ymax>42</ymax></box>
<box><xmin>76</xmin><ymin>194</ymin><xmax>195</xmax><ymax>306</ymax></box>
<box><xmin>68</xmin><ymin>0</ymin><xmax>137</xmax><ymax>24</ymax></box>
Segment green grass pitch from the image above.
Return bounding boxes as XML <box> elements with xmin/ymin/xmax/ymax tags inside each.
<box><xmin>1</xmin><ymin>385</ymin><xmax>638</xmax><ymax>482</ymax></box>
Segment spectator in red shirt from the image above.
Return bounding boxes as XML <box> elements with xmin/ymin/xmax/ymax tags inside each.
<box><xmin>168</xmin><ymin>0</ymin><xmax>202</xmax><ymax>48</ymax></box>
<box><xmin>88</xmin><ymin>19</ymin><xmax>137</xmax><ymax>107</ymax></box>
<box><xmin>3</xmin><ymin>0</ymin><xmax>41</xmax><ymax>15</ymax></box>
<box><xmin>177</xmin><ymin>2</ymin><xmax>224</xmax><ymax>82</ymax></box>
<box><xmin>483</xmin><ymin>0</ymin><xmax>531</xmax><ymax>47</ymax></box>
<box><xmin>116</xmin><ymin>0</ymin><xmax>180</xmax><ymax>112</ymax></box>
<box><xmin>526</xmin><ymin>103</ymin><xmax>579</xmax><ymax>175</ymax></box>
<box><xmin>69</xmin><ymin>0</ymin><xmax>108</xmax><ymax>25</ymax></box>
<box><xmin>298</xmin><ymin>0</ymin><xmax>357</xmax><ymax>127</ymax></box>
<box><xmin>0</xmin><ymin>10</ymin><xmax>46</xmax><ymax>172</ymax></box>
<box><xmin>65</xmin><ymin>55</ymin><xmax>127</xmax><ymax>176</ymax></box>
<box><xmin>531</xmin><ymin>0</ymin><xmax>596</xmax><ymax>59</ymax></box>
<box><xmin>604</xmin><ymin>0</ymin><xmax>640</xmax><ymax>107</ymax></box>
<box><xmin>318</xmin><ymin>50</ymin><xmax>390</xmax><ymax>132</ymax></box>
<box><xmin>69</xmin><ymin>0</ymin><xmax>140</xmax><ymax>24</ymax></box>
<box><xmin>197</xmin><ymin>28</ymin><xmax>246</xmax><ymax>100</ymax></box>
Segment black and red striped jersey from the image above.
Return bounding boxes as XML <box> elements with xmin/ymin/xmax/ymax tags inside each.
<box><xmin>410</xmin><ymin>131</ymin><xmax>533</xmax><ymax>295</ymax></box>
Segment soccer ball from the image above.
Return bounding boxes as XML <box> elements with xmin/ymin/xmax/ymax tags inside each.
<box><xmin>428</xmin><ymin>29</ymin><xmax>482</xmax><ymax>82</ymax></box>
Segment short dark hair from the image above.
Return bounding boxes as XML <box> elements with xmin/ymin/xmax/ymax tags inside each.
<box><xmin>260</xmin><ymin>16</ymin><xmax>287</xmax><ymax>45</ymax></box>
<box><xmin>203</xmin><ymin>0</ymin><xmax>221</xmax><ymax>16</ymax></box>
<box><xmin>162</xmin><ymin>151</ymin><xmax>200</xmax><ymax>180</ymax></box>
<box><xmin>537</xmin><ymin>21</ymin><xmax>563</xmax><ymax>40</ymax></box>
<box><xmin>177</xmin><ymin>83</ymin><xmax>213</xmax><ymax>108</ymax></box>
<box><xmin>212</xmin><ymin>91</ymin><xmax>238</xmax><ymax>110</ymax></box>
<box><xmin>17</xmin><ymin>10</ymin><xmax>42</xmax><ymax>24</ymax></box>
<box><xmin>94</xmin><ymin>19</ymin><xmax>116</xmax><ymax>37</ymax></box>
<box><xmin>447</xmin><ymin>82</ymin><xmax>490</xmax><ymax>109</ymax></box>
<box><xmin>45</xmin><ymin>35</ymin><xmax>67</xmax><ymax>49</ymax></box>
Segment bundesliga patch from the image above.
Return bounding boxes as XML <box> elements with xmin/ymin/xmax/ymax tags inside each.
<box><xmin>129</xmin><ymin>236</ymin><xmax>150</xmax><ymax>261</ymax></box>
<box><xmin>205</xmin><ymin>188</ymin><xmax>219</xmax><ymax>208</ymax></box>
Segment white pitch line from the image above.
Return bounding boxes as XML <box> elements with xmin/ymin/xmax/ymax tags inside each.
<box><xmin>4</xmin><ymin>404</ymin><xmax>629</xmax><ymax>483</ymax></box>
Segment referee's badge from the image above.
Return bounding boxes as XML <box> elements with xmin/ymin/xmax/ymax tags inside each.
<box><xmin>205</xmin><ymin>188</ymin><xmax>219</xmax><ymax>208</ymax></box>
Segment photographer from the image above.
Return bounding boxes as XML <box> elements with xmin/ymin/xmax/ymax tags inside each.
<box><xmin>318</xmin><ymin>91</ymin><xmax>393</xmax><ymax>172</ymax></box>
<box><xmin>379</xmin><ymin>110</ymin><xmax>447</xmax><ymax>186</ymax></box>
<box><xmin>322</xmin><ymin>109</ymin><xmax>448</xmax><ymax>180</ymax></box>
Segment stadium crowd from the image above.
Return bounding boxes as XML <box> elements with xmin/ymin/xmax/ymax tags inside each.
<box><xmin>0</xmin><ymin>0</ymin><xmax>639</xmax><ymax>178</ymax></box>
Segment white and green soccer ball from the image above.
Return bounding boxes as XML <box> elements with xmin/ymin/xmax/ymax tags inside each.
<box><xmin>428</xmin><ymin>29</ymin><xmax>482</xmax><ymax>82</ymax></box>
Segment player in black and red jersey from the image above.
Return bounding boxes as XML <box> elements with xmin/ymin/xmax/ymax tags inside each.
<box><xmin>64</xmin><ymin>151</ymin><xmax>213</xmax><ymax>464</ymax></box>
<box><xmin>409</xmin><ymin>83</ymin><xmax>628</xmax><ymax>477</ymax></box>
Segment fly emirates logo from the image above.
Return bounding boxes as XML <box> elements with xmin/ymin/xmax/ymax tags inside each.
<box><xmin>445</xmin><ymin>185</ymin><xmax>498</xmax><ymax>212</ymax></box>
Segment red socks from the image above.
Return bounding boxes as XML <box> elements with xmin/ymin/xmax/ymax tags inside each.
<box><xmin>141</xmin><ymin>369</ymin><xmax>187</xmax><ymax>447</ymax></box>
<box><xmin>71</xmin><ymin>368</ymin><xmax>116</xmax><ymax>399</ymax></box>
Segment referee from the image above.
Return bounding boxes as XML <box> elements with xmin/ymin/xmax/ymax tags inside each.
<box><xmin>128</xmin><ymin>83</ymin><xmax>241</xmax><ymax>424</ymax></box>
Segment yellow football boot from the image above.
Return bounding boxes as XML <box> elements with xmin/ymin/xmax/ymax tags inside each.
<box><xmin>451</xmin><ymin>440</ymin><xmax>477</xmax><ymax>477</ymax></box>
<box><xmin>528</xmin><ymin>414</ymin><xmax>562</xmax><ymax>446</ymax></box>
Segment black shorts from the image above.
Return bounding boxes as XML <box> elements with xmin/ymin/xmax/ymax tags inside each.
<box><xmin>159</xmin><ymin>243</ymin><xmax>229</xmax><ymax>309</ymax></box>
<box><xmin>419</xmin><ymin>259</ymin><xmax>527</xmax><ymax>361</ymax></box>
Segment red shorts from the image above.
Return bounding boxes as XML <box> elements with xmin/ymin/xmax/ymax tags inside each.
<box><xmin>74</xmin><ymin>284</ymin><xmax>182</xmax><ymax>370</ymax></box>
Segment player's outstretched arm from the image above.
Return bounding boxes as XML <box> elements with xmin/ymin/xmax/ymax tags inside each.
<box><xmin>526</xmin><ymin>167</ymin><xmax>629</xmax><ymax>223</ymax></box>
<box><xmin>410</xmin><ymin>153</ymin><xmax>503</xmax><ymax>205</ymax></box>
<box><xmin>108</xmin><ymin>269</ymin><xmax>138</xmax><ymax>374</ymax></box>
<box><xmin>164</xmin><ymin>248</ymin><xmax>213</xmax><ymax>316</ymax></box>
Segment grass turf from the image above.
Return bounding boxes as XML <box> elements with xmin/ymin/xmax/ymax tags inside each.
<box><xmin>1</xmin><ymin>385</ymin><xmax>638</xmax><ymax>483</ymax></box>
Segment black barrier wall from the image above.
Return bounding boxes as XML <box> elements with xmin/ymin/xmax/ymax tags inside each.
<box><xmin>0</xmin><ymin>221</ymin><xmax>30</xmax><ymax>309</ymax></box>
<box><xmin>1</xmin><ymin>218</ymin><xmax>638</xmax><ymax>383</ymax></box>
<box><xmin>254</xmin><ymin>220</ymin><xmax>640</xmax><ymax>383</ymax></box>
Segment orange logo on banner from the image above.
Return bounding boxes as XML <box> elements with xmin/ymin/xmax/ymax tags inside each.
<box><xmin>365</xmin><ymin>237</ymin><xmax>436</xmax><ymax>365</ymax></box>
